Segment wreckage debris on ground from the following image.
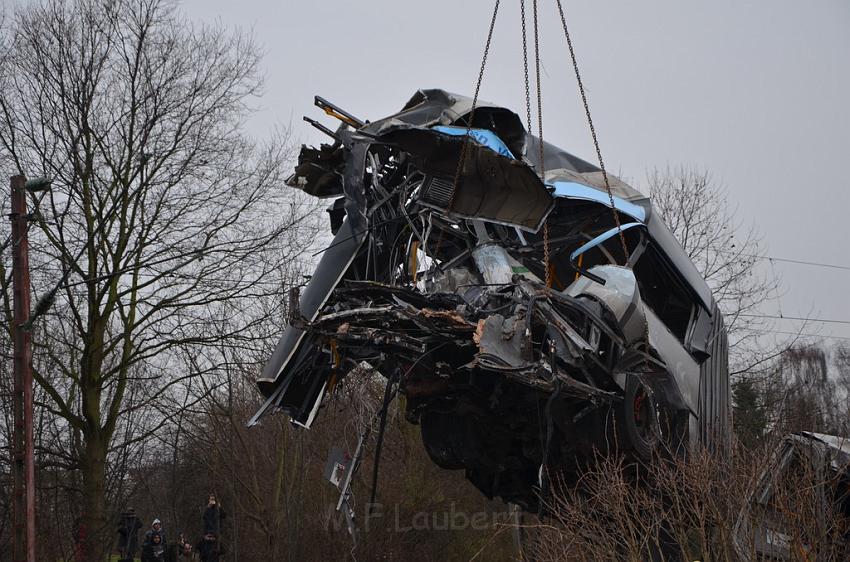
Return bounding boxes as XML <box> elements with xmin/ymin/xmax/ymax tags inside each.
<box><xmin>251</xmin><ymin>89</ymin><xmax>730</xmax><ymax>511</ymax></box>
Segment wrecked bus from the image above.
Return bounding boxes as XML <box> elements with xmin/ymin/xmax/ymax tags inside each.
<box><xmin>251</xmin><ymin>89</ymin><xmax>730</xmax><ymax>510</ymax></box>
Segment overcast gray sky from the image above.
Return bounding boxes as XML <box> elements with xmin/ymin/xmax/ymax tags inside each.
<box><xmin>182</xmin><ymin>0</ymin><xmax>850</xmax><ymax>342</ymax></box>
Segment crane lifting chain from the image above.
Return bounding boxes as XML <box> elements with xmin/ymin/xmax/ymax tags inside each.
<box><xmin>448</xmin><ymin>0</ymin><xmax>629</xmax><ymax>284</ymax></box>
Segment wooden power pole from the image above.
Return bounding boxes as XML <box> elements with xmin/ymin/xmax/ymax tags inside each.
<box><xmin>9</xmin><ymin>174</ymin><xmax>35</xmax><ymax>562</ymax></box>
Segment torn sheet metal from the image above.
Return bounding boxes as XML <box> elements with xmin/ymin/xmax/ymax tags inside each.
<box><xmin>376</xmin><ymin>125</ymin><xmax>554</xmax><ymax>231</ymax></box>
<box><xmin>254</xmin><ymin>89</ymin><xmax>730</xmax><ymax>510</ymax></box>
<box><xmin>553</xmin><ymin>181</ymin><xmax>647</xmax><ymax>222</ymax></box>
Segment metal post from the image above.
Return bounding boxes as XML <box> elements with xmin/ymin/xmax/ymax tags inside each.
<box><xmin>10</xmin><ymin>174</ymin><xmax>35</xmax><ymax>562</ymax></box>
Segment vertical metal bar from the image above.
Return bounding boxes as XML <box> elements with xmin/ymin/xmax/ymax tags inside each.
<box><xmin>10</xmin><ymin>174</ymin><xmax>35</xmax><ymax>562</ymax></box>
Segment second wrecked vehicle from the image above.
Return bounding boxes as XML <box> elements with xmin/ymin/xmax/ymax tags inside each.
<box><xmin>251</xmin><ymin>89</ymin><xmax>730</xmax><ymax>510</ymax></box>
<box><xmin>734</xmin><ymin>432</ymin><xmax>850</xmax><ymax>560</ymax></box>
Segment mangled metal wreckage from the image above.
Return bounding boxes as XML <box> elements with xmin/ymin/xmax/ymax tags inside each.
<box><xmin>734</xmin><ymin>432</ymin><xmax>850</xmax><ymax>560</ymax></box>
<box><xmin>251</xmin><ymin>89</ymin><xmax>730</xmax><ymax>509</ymax></box>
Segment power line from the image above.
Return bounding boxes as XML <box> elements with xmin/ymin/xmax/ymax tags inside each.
<box><xmin>766</xmin><ymin>330</ymin><xmax>850</xmax><ymax>342</ymax></box>
<box><xmin>716</xmin><ymin>249</ymin><xmax>850</xmax><ymax>272</ymax></box>
<box><xmin>765</xmin><ymin>255</ymin><xmax>850</xmax><ymax>272</ymax></box>
<box><xmin>740</xmin><ymin>313</ymin><xmax>850</xmax><ymax>326</ymax></box>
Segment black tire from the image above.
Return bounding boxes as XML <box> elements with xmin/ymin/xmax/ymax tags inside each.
<box><xmin>621</xmin><ymin>375</ymin><xmax>661</xmax><ymax>460</ymax></box>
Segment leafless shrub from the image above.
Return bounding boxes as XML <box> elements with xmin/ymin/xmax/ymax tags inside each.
<box><xmin>524</xmin><ymin>438</ymin><xmax>849</xmax><ymax>561</ymax></box>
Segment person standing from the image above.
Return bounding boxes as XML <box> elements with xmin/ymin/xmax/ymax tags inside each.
<box><xmin>141</xmin><ymin>532</ymin><xmax>166</xmax><ymax>562</ymax></box>
<box><xmin>202</xmin><ymin>494</ymin><xmax>225</xmax><ymax>536</ymax></box>
<box><xmin>176</xmin><ymin>533</ymin><xmax>194</xmax><ymax>560</ymax></box>
<box><xmin>116</xmin><ymin>508</ymin><xmax>143</xmax><ymax>562</ymax></box>
<box><xmin>144</xmin><ymin>518</ymin><xmax>167</xmax><ymax>549</ymax></box>
<box><xmin>196</xmin><ymin>533</ymin><xmax>225</xmax><ymax>562</ymax></box>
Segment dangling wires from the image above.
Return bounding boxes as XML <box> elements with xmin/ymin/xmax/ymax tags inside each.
<box><xmin>554</xmin><ymin>0</ymin><xmax>629</xmax><ymax>264</ymax></box>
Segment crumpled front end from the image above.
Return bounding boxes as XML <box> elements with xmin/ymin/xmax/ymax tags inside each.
<box><xmin>253</xmin><ymin>89</ymin><xmax>729</xmax><ymax>508</ymax></box>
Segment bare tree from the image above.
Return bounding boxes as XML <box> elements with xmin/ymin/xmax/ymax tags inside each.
<box><xmin>0</xmin><ymin>0</ymin><xmax>320</xmax><ymax>558</ymax></box>
<box><xmin>758</xmin><ymin>343</ymin><xmax>850</xmax><ymax>436</ymax></box>
<box><xmin>833</xmin><ymin>342</ymin><xmax>850</xmax><ymax>434</ymax></box>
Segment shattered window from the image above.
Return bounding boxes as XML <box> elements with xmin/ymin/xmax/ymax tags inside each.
<box><xmin>633</xmin><ymin>244</ymin><xmax>695</xmax><ymax>341</ymax></box>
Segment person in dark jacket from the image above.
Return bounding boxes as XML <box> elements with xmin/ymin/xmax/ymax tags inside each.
<box><xmin>116</xmin><ymin>508</ymin><xmax>143</xmax><ymax>562</ymax></box>
<box><xmin>141</xmin><ymin>532</ymin><xmax>166</xmax><ymax>562</ymax></box>
<box><xmin>196</xmin><ymin>533</ymin><xmax>225</xmax><ymax>562</ymax></box>
<box><xmin>202</xmin><ymin>493</ymin><xmax>226</xmax><ymax>535</ymax></box>
<box><xmin>144</xmin><ymin>518</ymin><xmax>167</xmax><ymax>547</ymax></box>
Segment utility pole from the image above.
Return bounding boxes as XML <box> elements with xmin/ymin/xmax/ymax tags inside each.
<box><xmin>10</xmin><ymin>174</ymin><xmax>35</xmax><ymax>562</ymax></box>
